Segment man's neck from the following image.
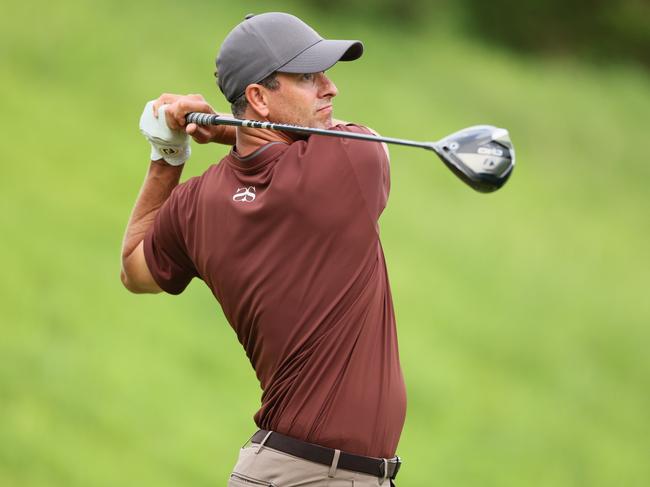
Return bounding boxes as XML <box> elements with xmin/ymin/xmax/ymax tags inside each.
<box><xmin>235</xmin><ymin>126</ymin><xmax>295</xmax><ymax>158</ymax></box>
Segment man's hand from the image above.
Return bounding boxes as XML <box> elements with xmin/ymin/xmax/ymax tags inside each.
<box><xmin>139</xmin><ymin>101</ymin><xmax>191</xmax><ymax>166</ymax></box>
<box><xmin>152</xmin><ymin>93</ymin><xmax>236</xmax><ymax>146</ymax></box>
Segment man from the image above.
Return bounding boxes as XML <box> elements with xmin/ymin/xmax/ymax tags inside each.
<box><xmin>121</xmin><ymin>12</ymin><xmax>406</xmax><ymax>486</ymax></box>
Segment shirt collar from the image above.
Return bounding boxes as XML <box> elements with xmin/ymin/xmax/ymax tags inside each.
<box><xmin>226</xmin><ymin>142</ymin><xmax>289</xmax><ymax>174</ymax></box>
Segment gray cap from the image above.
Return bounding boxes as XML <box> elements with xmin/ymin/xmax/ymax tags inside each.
<box><xmin>216</xmin><ymin>12</ymin><xmax>363</xmax><ymax>103</ymax></box>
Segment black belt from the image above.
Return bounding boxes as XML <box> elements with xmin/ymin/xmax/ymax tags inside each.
<box><xmin>251</xmin><ymin>430</ymin><xmax>401</xmax><ymax>480</ymax></box>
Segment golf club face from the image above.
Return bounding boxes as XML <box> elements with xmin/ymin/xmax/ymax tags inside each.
<box><xmin>430</xmin><ymin>125</ymin><xmax>515</xmax><ymax>193</ymax></box>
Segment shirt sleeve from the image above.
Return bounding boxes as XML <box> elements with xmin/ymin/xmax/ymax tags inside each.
<box><xmin>143</xmin><ymin>179</ymin><xmax>199</xmax><ymax>295</ymax></box>
<box><xmin>336</xmin><ymin>124</ymin><xmax>391</xmax><ymax>221</ymax></box>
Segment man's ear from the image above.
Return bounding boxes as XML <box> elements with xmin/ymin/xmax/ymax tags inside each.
<box><xmin>245</xmin><ymin>84</ymin><xmax>270</xmax><ymax>119</ymax></box>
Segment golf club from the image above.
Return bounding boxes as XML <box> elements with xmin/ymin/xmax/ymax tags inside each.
<box><xmin>185</xmin><ymin>113</ymin><xmax>515</xmax><ymax>193</ymax></box>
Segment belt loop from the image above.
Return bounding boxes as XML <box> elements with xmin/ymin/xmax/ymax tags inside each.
<box><xmin>380</xmin><ymin>458</ymin><xmax>388</xmax><ymax>484</ymax></box>
<box><xmin>255</xmin><ymin>430</ymin><xmax>273</xmax><ymax>455</ymax></box>
<box><xmin>241</xmin><ymin>431</ymin><xmax>257</xmax><ymax>449</ymax></box>
<box><xmin>327</xmin><ymin>449</ymin><xmax>341</xmax><ymax>478</ymax></box>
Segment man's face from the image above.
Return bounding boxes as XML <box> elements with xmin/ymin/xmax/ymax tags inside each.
<box><xmin>265</xmin><ymin>72</ymin><xmax>338</xmax><ymax>129</ymax></box>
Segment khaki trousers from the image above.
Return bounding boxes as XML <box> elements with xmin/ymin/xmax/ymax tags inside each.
<box><xmin>227</xmin><ymin>441</ymin><xmax>397</xmax><ymax>487</ymax></box>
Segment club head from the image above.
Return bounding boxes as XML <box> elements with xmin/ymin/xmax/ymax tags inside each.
<box><xmin>429</xmin><ymin>125</ymin><xmax>515</xmax><ymax>193</ymax></box>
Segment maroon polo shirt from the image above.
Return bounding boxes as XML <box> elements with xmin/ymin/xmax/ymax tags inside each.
<box><xmin>143</xmin><ymin>124</ymin><xmax>406</xmax><ymax>458</ymax></box>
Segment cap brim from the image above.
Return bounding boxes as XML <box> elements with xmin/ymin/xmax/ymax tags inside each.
<box><xmin>277</xmin><ymin>39</ymin><xmax>363</xmax><ymax>73</ymax></box>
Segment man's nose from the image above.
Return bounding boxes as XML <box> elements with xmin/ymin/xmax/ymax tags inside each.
<box><xmin>318</xmin><ymin>73</ymin><xmax>338</xmax><ymax>98</ymax></box>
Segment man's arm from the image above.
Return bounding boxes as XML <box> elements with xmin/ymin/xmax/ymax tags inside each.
<box><xmin>121</xmin><ymin>93</ymin><xmax>232</xmax><ymax>294</ymax></box>
<box><xmin>120</xmin><ymin>161</ymin><xmax>183</xmax><ymax>294</ymax></box>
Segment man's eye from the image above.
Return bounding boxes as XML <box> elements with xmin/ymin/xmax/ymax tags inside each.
<box><xmin>301</xmin><ymin>73</ymin><xmax>315</xmax><ymax>81</ymax></box>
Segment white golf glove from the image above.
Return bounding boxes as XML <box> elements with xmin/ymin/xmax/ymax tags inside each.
<box><xmin>139</xmin><ymin>100</ymin><xmax>191</xmax><ymax>166</ymax></box>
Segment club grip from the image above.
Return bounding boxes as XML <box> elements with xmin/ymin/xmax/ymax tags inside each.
<box><xmin>186</xmin><ymin>112</ymin><xmax>220</xmax><ymax>125</ymax></box>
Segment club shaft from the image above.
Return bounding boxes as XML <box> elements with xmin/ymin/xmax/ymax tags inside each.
<box><xmin>185</xmin><ymin>112</ymin><xmax>513</xmax><ymax>193</ymax></box>
<box><xmin>186</xmin><ymin>113</ymin><xmax>434</xmax><ymax>150</ymax></box>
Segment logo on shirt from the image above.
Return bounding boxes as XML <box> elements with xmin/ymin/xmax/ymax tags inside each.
<box><xmin>232</xmin><ymin>186</ymin><xmax>256</xmax><ymax>202</ymax></box>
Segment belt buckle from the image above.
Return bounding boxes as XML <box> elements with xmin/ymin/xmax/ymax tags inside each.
<box><xmin>391</xmin><ymin>456</ymin><xmax>401</xmax><ymax>479</ymax></box>
<box><xmin>379</xmin><ymin>456</ymin><xmax>401</xmax><ymax>480</ymax></box>
<box><xmin>379</xmin><ymin>456</ymin><xmax>402</xmax><ymax>480</ymax></box>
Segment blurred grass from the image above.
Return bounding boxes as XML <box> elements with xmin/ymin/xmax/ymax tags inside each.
<box><xmin>1</xmin><ymin>1</ymin><xmax>649</xmax><ymax>486</ymax></box>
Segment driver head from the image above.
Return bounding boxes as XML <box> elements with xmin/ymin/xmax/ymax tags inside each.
<box><xmin>433</xmin><ymin>125</ymin><xmax>515</xmax><ymax>193</ymax></box>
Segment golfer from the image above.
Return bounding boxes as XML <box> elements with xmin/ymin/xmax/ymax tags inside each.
<box><xmin>121</xmin><ymin>12</ymin><xmax>405</xmax><ymax>486</ymax></box>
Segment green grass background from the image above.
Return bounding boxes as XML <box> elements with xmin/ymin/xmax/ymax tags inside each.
<box><xmin>1</xmin><ymin>1</ymin><xmax>649</xmax><ymax>486</ymax></box>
